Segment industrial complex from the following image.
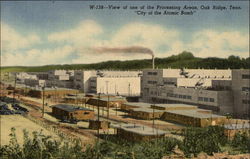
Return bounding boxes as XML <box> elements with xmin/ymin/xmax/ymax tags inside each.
<box><xmin>10</xmin><ymin>68</ymin><xmax>249</xmax><ymax>119</ymax></box>
<box><xmin>1</xmin><ymin>68</ymin><xmax>249</xmax><ymax>144</ymax></box>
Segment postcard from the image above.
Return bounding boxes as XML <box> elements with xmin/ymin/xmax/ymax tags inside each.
<box><xmin>1</xmin><ymin>0</ymin><xmax>249</xmax><ymax>158</ymax></box>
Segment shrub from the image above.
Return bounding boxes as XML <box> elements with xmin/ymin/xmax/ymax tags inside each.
<box><xmin>231</xmin><ymin>132</ymin><xmax>250</xmax><ymax>153</ymax></box>
<box><xmin>183</xmin><ymin>126</ymin><xmax>228</xmax><ymax>156</ymax></box>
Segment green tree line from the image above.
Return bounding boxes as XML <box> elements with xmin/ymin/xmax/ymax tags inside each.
<box><xmin>1</xmin><ymin>126</ymin><xmax>249</xmax><ymax>159</ymax></box>
<box><xmin>2</xmin><ymin>51</ymin><xmax>250</xmax><ymax>73</ymax></box>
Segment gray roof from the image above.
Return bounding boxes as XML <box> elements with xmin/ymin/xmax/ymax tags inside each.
<box><xmin>52</xmin><ymin>104</ymin><xmax>93</xmax><ymax>112</ymax></box>
<box><xmin>154</xmin><ymin>103</ymin><xmax>197</xmax><ymax>109</ymax></box>
<box><xmin>123</xmin><ymin>102</ymin><xmax>152</xmax><ymax>108</ymax></box>
<box><xmin>131</xmin><ymin>107</ymin><xmax>164</xmax><ymax>113</ymax></box>
<box><xmin>91</xmin><ymin>97</ymin><xmax>126</xmax><ymax>102</ymax></box>
<box><xmin>124</xmin><ymin>102</ymin><xmax>197</xmax><ymax>109</ymax></box>
<box><xmin>224</xmin><ymin>123</ymin><xmax>250</xmax><ymax>130</ymax></box>
<box><xmin>165</xmin><ymin>109</ymin><xmax>224</xmax><ymax>119</ymax></box>
<box><xmin>111</xmin><ymin>123</ymin><xmax>166</xmax><ymax>136</ymax></box>
<box><xmin>32</xmin><ymin>87</ymin><xmax>78</xmax><ymax>91</ymax></box>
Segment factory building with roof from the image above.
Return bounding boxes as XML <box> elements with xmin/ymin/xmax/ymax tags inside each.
<box><xmin>161</xmin><ymin>109</ymin><xmax>226</xmax><ymax>127</ymax></box>
<box><xmin>73</xmin><ymin>70</ymin><xmax>141</xmax><ymax>96</ymax></box>
<box><xmin>121</xmin><ymin>102</ymin><xmax>226</xmax><ymax>127</ymax></box>
<box><xmin>112</xmin><ymin>123</ymin><xmax>166</xmax><ymax>141</ymax></box>
<box><xmin>28</xmin><ymin>88</ymin><xmax>79</xmax><ymax>99</ymax></box>
<box><xmin>224</xmin><ymin>123</ymin><xmax>250</xmax><ymax>138</ymax></box>
<box><xmin>87</xmin><ymin>97</ymin><xmax>127</xmax><ymax>108</ymax></box>
<box><xmin>52</xmin><ymin>104</ymin><xmax>95</xmax><ymax>121</ymax></box>
<box><xmin>141</xmin><ymin>68</ymin><xmax>250</xmax><ymax>118</ymax></box>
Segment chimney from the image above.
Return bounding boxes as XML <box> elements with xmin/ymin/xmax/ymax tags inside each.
<box><xmin>152</xmin><ymin>55</ymin><xmax>155</xmax><ymax>69</ymax></box>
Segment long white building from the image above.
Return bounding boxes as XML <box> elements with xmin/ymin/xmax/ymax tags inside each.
<box><xmin>73</xmin><ymin>70</ymin><xmax>141</xmax><ymax>96</ymax></box>
<box><xmin>141</xmin><ymin>68</ymin><xmax>250</xmax><ymax>118</ymax></box>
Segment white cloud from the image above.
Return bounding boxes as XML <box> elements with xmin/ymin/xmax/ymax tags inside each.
<box><xmin>188</xmin><ymin>30</ymin><xmax>249</xmax><ymax>58</ymax></box>
<box><xmin>73</xmin><ymin>22</ymin><xmax>182</xmax><ymax>63</ymax></box>
<box><xmin>48</xmin><ymin>20</ymin><xmax>103</xmax><ymax>46</ymax></box>
<box><xmin>2</xmin><ymin>45</ymin><xmax>75</xmax><ymax>66</ymax></box>
<box><xmin>109</xmin><ymin>22</ymin><xmax>179</xmax><ymax>49</ymax></box>
<box><xmin>1</xmin><ymin>23</ymin><xmax>41</xmax><ymax>52</ymax></box>
<box><xmin>2</xmin><ymin>20</ymin><xmax>249</xmax><ymax>66</ymax></box>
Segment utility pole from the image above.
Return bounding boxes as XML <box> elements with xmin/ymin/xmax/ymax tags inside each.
<box><xmin>12</xmin><ymin>74</ymin><xmax>17</xmax><ymax>105</ymax></box>
<box><xmin>84</xmin><ymin>98</ymin><xmax>86</xmax><ymax>107</ymax></box>
<box><xmin>152</xmin><ymin>104</ymin><xmax>155</xmax><ymax>133</ymax></box>
<box><xmin>105</xmin><ymin>81</ymin><xmax>109</xmax><ymax>117</ymax></box>
<box><xmin>42</xmin><ymin>86</ymin><xmax>45</xmax><ymax>118</ymax></box>
<box><xmin>97</xmin><ymin>93</ymin><xmax>100</xmax><ymax>137</ymax></box>
<box><xmin>116</xmin><ymin>103</ymin><xmax>118</xmax><ymax>116</ymax></box>
<box><xmin>115</xmin><ymin>84</ymin><xmax>117</xmax><ymax>95</ymax></box>
<box><xmin>128</xmin><ymin>83</ymin><xmax>131</xmax><ymax>96</ymax></box>
<box><xmin>107</xmin><ymin>94</ymin><xmax>109</xmax><ymax>119</ymax></box>
<box><xmin>106</xmin><ymin>81</ymin><xmax>109</xmax><ymax>95</ymax></box>
<box><xmin>97</xmin><ymin>93</ymin><xmax>101</xmax><ymax>159</ymax></box>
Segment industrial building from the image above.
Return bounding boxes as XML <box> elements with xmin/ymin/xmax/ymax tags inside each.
<box><xmin>112</xmin><ymin>123</ymin><xmax>166</xmax><ymax>141</ymax></box>
<box><xmin>7</xmin><ymin>68</ymin><xmax>250</xmax><ymax>119</ymax></box>
<box><xmin>128</xmin><ymin>107</ymin><xmax>164</xmax><ymax>120</ymax></box>
<box><xmin>224</xmin><ymin>123</ymin><xmax>250</xmax><ymax>138</ymax></box>
<box><xmin>121</xmin><ymin>102</ymin><xmax>152</xmax><ymax>112</ymax></box>
<box><xmin>16</xmin><ymin>70</ymin><xmax>75</xmax><ymax>89</ymax></box>
<box><xmin>74</xmin><ymin>70</ymin><xmax>141</xmax><ymax>96</ymax></box>
<box><xmin>161</xmin><ymin>109</ymin><xmax>226</xmax><ymax>127</ymax></box>
<box><xmin>151</xmin><ymin>103</ymin><xmax>197</xmax><ymax>111</ymax></box>
<box><xmin>89</xmin><ymin>120</ymin><xmax>110</xmax><ymax>130</ymax></box>
<box><xmin>62</xmin><ymin>94</ymin><xmax>87</xmax><ymax>104</ymax></box>
<box><xmin>52</xmin><ymin>104</ymin><xmax>95</xmax><ymax>121</ymax></box>
<box><xmin>141</xmin><ymin>68</ymin><xmax>250</xmax><ymax>118</ymax></box>
<box><xmin>28</xmin><ymin>88</ymin><xmax>79</xmax><ymax>99</ymax></box>
<box><xmin>121</xmin><ymin>102</ymin><xmax>165</xmax><ymax>120</ymax></box>
<box><xmin>87</xmin><ymin>97</ymin><xmax>127</xmax><ymax>108</ymax></box>
<box><xmin>14</xmin><ymin>69</ymin><xmax>142</xmax><ymax>96</ymax></box>
<box><xmin>231</xmin><ymin>69</ymin><xmax>250</xmax><ymax>118</ymax></box>
<box><xmin>121</xmin><ymin>102</ymin><xmax>226</xmax><ymax>127</ymax></box>
<box><xmin>24</xmin><ymin>79</ymin><xmax>45</xmax><ymax>87</ymax></box>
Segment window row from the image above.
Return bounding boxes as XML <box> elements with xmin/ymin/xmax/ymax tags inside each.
<box><xmin>164</xmin><ymin>81</ymin><xmax>176</xmax><ymax>85</ymax></box>
<box><xmin>198</xmin><ymin>97</ymin><xmax>215</xmax><ymax>102</ymax></box>
<box><xmin>242</xmin><ymin>100</ymin><xmax>250</xmax><ymax>104</ymax></box>
<box><xmin>147</xmin><ymin>72</ymin><xmax>158</xmax><ymax>75</ymax></box>
<box><xmin>242</xmin><ymin>87</ymin><xmax>250</xmax><ymax>92</ymax></box>
<box><xmin>148</xmin><ymin>81</ymin><xmax>157</xmax><ymax>84</ymax></box>
<box><xmin>167</xmin><ymin>93</ymin><xmax>192</xmax><ymax>100</ymax></box>
<box><xmin>242</xmin><ymin>74</ymin><xmax>250</xmax><ymax>79</ymax></box>
<box><xmin>150</xmin><ymin>91</ymin><xmax>158</xmax><ymax>95</ymax></box>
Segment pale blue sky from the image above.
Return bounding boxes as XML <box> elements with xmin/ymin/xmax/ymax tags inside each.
<box><xmin>1</xmin><ymin>1</ymin><xmax>249</xmax><ymax>66</ymax></box>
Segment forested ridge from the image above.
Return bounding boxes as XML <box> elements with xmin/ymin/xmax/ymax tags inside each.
<box><xmin>2</xmin><ymin>51</ymin><xmax>249</xmax><ymax>72</ymax></box>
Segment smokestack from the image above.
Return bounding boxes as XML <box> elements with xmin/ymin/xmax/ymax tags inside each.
<box><xmin>152</xmin><ymin>55</ymin><xmax>155</xmax><ymax>69</ymax></box>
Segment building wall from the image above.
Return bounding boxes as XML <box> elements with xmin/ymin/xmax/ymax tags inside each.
<box><xmin>232</xmin><ymin>69</ymin><xmax>250</xmax><ymax>118</ymax></box>
<box><xmin>141</xmin><ymin>69</ymin><xmax>234</xmax><ymax>115</ymax></box>
<box><xmin>87</xmin><ymin>98</ymin><xmax>126</xmax><ymax>108</ymax></box>
<box><xmin>89</xmin><ymin>120</ymin><xmax>110</xmax><ymax>129</ymax></box>
<box><xmin>129</xmin><ymin>111</ymin><xmax>164</xmax><ymax>120</ymax></box>
<box><xmin>74</xmin><ymin>70</ymin><xmax>141</xmax><ymax>94</ymax></box>
<box><xmin>161</xmin><ymin>112</ymin><xmax>226</xmax><ymax>127</ymax></box>
<box><xmin>224</xmin><ymin>128</ymin><xmax>250</xmax><ymax>139</ymax></box>
<box><xmin>24</xmin><ymin>79</ymin><xmax>45</xmax><ymax>87</ymax></box>
<box><xmin>52</xmin><ymin>107</ymin><xmax>94</xmax><ymax>120</ymax></box>
<box><xmin>73</xmin><ymin>70</ymin><xmax>97</xmax><ymax>92</ymax></box>
<box><xmin>212</xmin><ymin>80</ymin><xmax>232</xmax><ymax>90</ymax></box>
<box><xmin>28</xmin><ymin>89</ymin><xmax>79</xmax><ymax>98</ymax></box>
<box><xmin>95</xmin><ymin>77</ymin><xmax>141</xmax><ymax>96</ymax></box>
<box><xmin>121</xmin><ymin>103</ymin><xmax>140</xmax><ymax>111</ymax></box>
